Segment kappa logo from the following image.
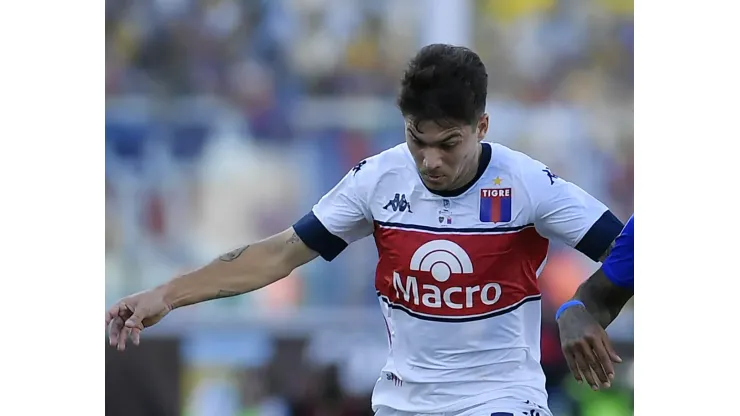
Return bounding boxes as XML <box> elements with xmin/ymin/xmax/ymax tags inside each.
<box><xmin>351</xmin><ymin>160</ymin><xmax>366</xmax><ymax>176</ymax></box>
<box><xmin>542</xmin><ymin>167</ymin><xmax>559</xmax><ymax>185</ymax></box>
<box><xmin>383</xmin><ymin>193</ymin><xmax>413</xmax><ymax>213</ymax></box>
<box><xmin>392</xmin><ymin>240</ymin><xmax>503</xmax><ymax>314</ymax></box>
<box><xmin>385</xmin><ymin>372</ymin><xmax>403</xmax><ymax>386</ymax></box>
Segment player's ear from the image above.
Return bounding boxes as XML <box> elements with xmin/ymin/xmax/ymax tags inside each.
<box><xmin>476</xmin><ymin>113</ymin><xmax>489</xmax><ymax>140</ymax></box>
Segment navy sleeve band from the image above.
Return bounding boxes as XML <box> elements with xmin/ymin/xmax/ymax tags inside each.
<box><xmin>293</xmin><ymin>211</ymin><xmax>348</xmax><ymax>262</ymax></box>
<box><xmin>574</xmin><ymin>210</ymin><xmax>624</xmax><ymax>262</ymax></box>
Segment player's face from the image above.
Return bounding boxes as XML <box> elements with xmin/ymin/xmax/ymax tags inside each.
<box><xmin>405</xmin><ymin>115</ymin><xmax>489</xmax><ymax>191</ymax></box>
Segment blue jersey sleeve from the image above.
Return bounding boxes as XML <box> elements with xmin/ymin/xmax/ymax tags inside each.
<box><xmin>601</xmin><ymin>215</ymin><xmax>634</xmax><ymax>289</ymax></box>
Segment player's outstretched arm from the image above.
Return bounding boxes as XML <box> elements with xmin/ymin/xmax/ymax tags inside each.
<box><xmin>161</xmin><ymin>227</ymin><xmax>317</xmax><ymax>308</ymax></box>
<box><xmin>105</xmin><ymin>227</ymin><xmax>318</xmax><ymax>350</ymax></box>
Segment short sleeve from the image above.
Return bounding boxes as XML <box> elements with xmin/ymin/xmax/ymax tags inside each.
<box><xmin>292</xmin><ymin>161</ymin><xmax>374</xmax><ymax>261</ymax></box>
<box><xmin>525</xmin><ymin>161</ymin><xmax>623</xmax><ymax>261</ymax></box>
<box><xmin>602</xmin><ymin>215</ymin><xmax>634</xmax><ymax>288</ymax></box>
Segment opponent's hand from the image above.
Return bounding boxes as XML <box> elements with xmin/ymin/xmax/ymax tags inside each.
<box><xmin>557</xmin><ymin>305</ymin><xmax>622</xmax><ymax>390</ymax></box>
<box><xmin>105</xmin><ymin>288</ymin><xmax>172</xmax><ymax>351</ymax></box>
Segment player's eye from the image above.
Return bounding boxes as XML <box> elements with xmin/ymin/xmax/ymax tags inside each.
<box><xmin>440</xmin><ymin>142</ymin><xmax>457</xmax><ymax>150</ymax></box>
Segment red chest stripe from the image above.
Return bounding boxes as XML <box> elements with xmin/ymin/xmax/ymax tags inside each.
<box><xmin>373</xmin><ymin>222</ymin><xmax>548</xmax><ymax>322</ymax></box>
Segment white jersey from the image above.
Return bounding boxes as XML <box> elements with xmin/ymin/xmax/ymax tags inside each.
<box><xmin>296</xmin><ymin>142</ymin><xmax>613</xmax><ymax>413</ymax></box>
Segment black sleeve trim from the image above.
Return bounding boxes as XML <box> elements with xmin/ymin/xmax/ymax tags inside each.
<box><xmin>293</xmin><ymin>211</ymin><xmax>348</xmax><ymax>262</ymax></box>
<box><xmin>574</xmin><ymin>210</ymin><xmax>624</xmax><ymax>262</ymax></box>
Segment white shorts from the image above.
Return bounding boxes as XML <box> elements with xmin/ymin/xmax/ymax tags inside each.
<box><xmin>374</xmin><ymin>399</ymin><xmax>553</xmax><ymax>416</ymax></box>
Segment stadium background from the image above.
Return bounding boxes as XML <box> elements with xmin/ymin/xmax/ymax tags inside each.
<box><xmin>105</xmin><ymin>0</ymin><xmax>634</xmax><ymax>415</ymax></box>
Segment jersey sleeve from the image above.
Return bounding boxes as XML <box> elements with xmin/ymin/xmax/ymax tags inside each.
<box><xmin>292</xmin><ymin>161</ymin><xmax>374</xmax><ymax>261</ymax></box>
<box><xmin>601</xmin><ymin>215</ymin><xmax>634</xmax><ymax>288</ymax></box>
<box><xmin>524</xmin><ymin>160</ymin><xmax>624</xmax><ymax>261</ymax></box>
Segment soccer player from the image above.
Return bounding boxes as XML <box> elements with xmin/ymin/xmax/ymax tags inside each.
<box><xmin>106</xmin><ymin>44</ymin><xmax>624</xmax><ymax>416</ymax></box>
<box><xmin>556</xmin><ymin>215</ymin><xmax>634</xmax><ymax>391</ymax></box>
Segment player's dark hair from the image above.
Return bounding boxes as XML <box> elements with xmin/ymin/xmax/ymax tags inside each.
<box><xmin>397</xmin><ymin>44</ymin><xmax>488</xmax><ymax>128</ymax></box>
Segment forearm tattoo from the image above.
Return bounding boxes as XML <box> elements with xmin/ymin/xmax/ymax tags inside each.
<box><xmin>287</xmin><ymin>232</ymin><xmax>301</xmax><ymax>245</ymax></box>
<box><xmin>216</xmin><ymin>247</ymin><xmax>248</xmax><ymax>298</ymax></box>
<box><xmin>219</xmin><ymin>245</ymin><xmax>250</xmax><ymax>262</ymax></box>
<box><xmin>214</xmin><ymin>233</ymin><xmax>301</xmax><ymax>298</ymax></box>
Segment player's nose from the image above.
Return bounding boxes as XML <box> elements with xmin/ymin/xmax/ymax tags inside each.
<box><xmin>422</xmin><ymin>149</ymin><xmax>444</xmax><ymax>171</ymax></box>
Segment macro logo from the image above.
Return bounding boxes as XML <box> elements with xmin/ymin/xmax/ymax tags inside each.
<box><xmin>392</xmin><ymin>240</ymin><xmax>502</xmax><ymax>316</ymax></box>
<box><xmin>410</xmin><ymin>240</ymin><xmax>473</xmax><ymax>283</ymax></box>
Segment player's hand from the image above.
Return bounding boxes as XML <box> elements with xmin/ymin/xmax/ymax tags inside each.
<box><xmin>557</xmin><ymin>305</ymin><xmax>622</xmax><ymax>390</ymax></box>
<box><xmin>105</xmin><ymin>288</ymin><xmax>172</xmax><ymax>351</ymax></box>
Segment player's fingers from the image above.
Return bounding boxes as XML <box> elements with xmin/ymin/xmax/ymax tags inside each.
<box><xmin>577</xmin><ymin>365</ymin><xmax>590</xmax><ymax>387</ymax></box>
<box><xmin>580</xmin><ymin>344</ymin><xmax>609</xmax><ymax>388</ymax></box>
<box><xmin>131</xmin><ymin>327</ymin><xmax>141</xmax><ymax>346</ymax></box>
<box><xmin>105</xmin><ymin>304</ymin><xmax>120</xmax><ymax>327</ymax></box>
<box><xmin>117</xmin><ymin>326</ymin><xmax>131</xmax><ymax>351</ymax></box>
<box><xmin>583</xmin><ymin>343</ymin><xmax>609</xmax><ymax>390</ymax></box>
<box><xmin>587</xmin><ymin>366</ymin><xmax>603</xmax><ymax>391</ymax></box>
<box><xmin>593</xmin><ymin>338</ymin><xmax>616</xmax><ymax>383</ymax></box>
<box><xmin>563</xmin><ymin>352</ymin><xmax>583</xmax><ymax>384</ymax></box>
<box><xmin>573</xmin><ymin>349</ymin><xmax>598</xmax><ymax>388</ymax></box>
<box><xmin>124</xmin><ymin>309</ymin><xmax>145</xmax><ymax>330</ymax></box>
<box><xmin>108</xmin><ymin>316</ymin><xmax>124</xmax><ymax>346</ymax></box>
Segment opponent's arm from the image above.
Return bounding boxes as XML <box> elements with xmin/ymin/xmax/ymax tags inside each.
<box><xmin>556</xmin><ymin>215</ymin><xmax>634</xmax><ymax>389</ymax></box>
<box><xmin>568</xmin><ymin>268</ymin><xmax>633</xmax><ymax>329</ymax></box>
<box><xmin>162</xmin><ymin>227</ymin><xmax>318</xmax><ymax>309</ymax></box>
<box><xmin>564</xmin><ymin>215</ymin><xmax>634</xmax><ymax>327</ymax></box>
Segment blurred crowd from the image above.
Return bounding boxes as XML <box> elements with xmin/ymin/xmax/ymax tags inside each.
<box><xmin>105</xmin><ymin>0</ymin><xmax>634</xmax><ymax>414</ymax></box>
